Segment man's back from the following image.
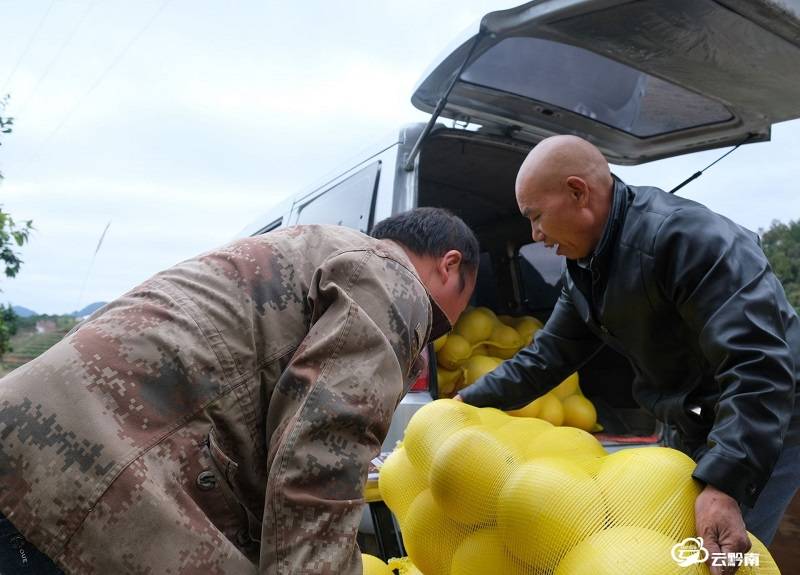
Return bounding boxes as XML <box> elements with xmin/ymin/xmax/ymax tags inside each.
<box><xmin>0</xmin><ymin>224</ymin><xmax>433</xmax><ymax>574</ymax></box>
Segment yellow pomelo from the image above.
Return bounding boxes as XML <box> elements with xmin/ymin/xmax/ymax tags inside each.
<box><xmin>497</xmin><ymin>314</ymin><xmax>515</xmax><ymax>326</ymax></box>
<box><xmin>490</xmin><ymin>325</ymin><xmax>521</xmax><ymax>347</ymax></box>
<box><xmin>430</xmin><ymin>426</ymin><xmax>518</xmax><ymax>525</ymax></box>
<box><xmin>378</xmin><ymin>446</ymin><xmax>428</xmax><ymax>523</ymax></box>
<box><xmin>525</xmin><ymin>426</ymin><xmax>606</xmax><ymax>462</ymax></box>
<box><xmin>403</xmin><ymin>490</ymin><xmax>470</xmax><ymax>575</ymax></box>
<box><xmin>437</xmin><ymin>334</ymin><xmax>472</xmax><ymax>369</ymax></box>
<box><xmin>554</xmin><ymin>526</ymin><xmax>689</xmax><ymax>575</ymax></box>
<box><xmin>486</xmin><ymin>324</ymin><xmax>523</xmax><ymax>359</ymax></box>
<box><xmin>403</xmin><ymin>399</ymin><xmax>481</xmax><ymax>477</ymax></box>
<box><xmin>436</xmin><ymin>367</ymin><xmax>463</xmax><ymax>396</ymax></box>
<box><xmin>535</xmin><ymin>393</ymin><xmax>564</xmax><ymax>426</ymax></box>
<box><xmin>562</xmin><ymin>394</ymin><xmax>597</xmax><ymax>431</ymax></box>
<box><xmin>499</xmin><ymin>458</ymin><xmax>606</xmax><ymax>570</ymax></box>
<box><xmin>453</xmin><ymin>309</ymin><xmax>495</xmax><ymax>344</ymax></box>
<box><xmin>508</xmin><ymin>396</ymin><xmax>543</xmax><ymax>418</ymax></box>
<box><xmin>597</xmin><ymin>447</ymin><xmax>702</xmax><ymax>540</ymax></box>
<box><xmin>450</xmin><ymin>528</ymin><xmax>528</xmax><ymax>575</ymax></box>
<box><xmin>551</xmin><ymin>372</ymin><xmax>580</xmax><ymax>399</ymax></box>
<box><xmin>387</xmin><ymin>557</ymin><xmax>424</xmax><ymax>575</ymax></box>
<box><xmin>464</xmin><ymin>355</ymin><xmax>503</xmax><ymax>386</ymax></box>
<box><xmin>491</xmin><ymin>417</ymin><xmax>553</xmax><ymax>456</ymax></box>
<box><xmin>433</xmin><ymin>334</ymin><xmax>448</xmax><ymax>353</ymax></box>
<box><xmin>478</xmin><ymin>407</ymin><xmax>511</xmax><ymax>427</ymax></box>
<box><xmin>511</xmin><ymin>314</ymin><xmax>543</xmax><ymax>330</ymax></box>
<box><xmin>471</xmin><ymin>343</ymin><xmax>490</xmax><ymax>356</ymax></box>
<box><xmin>362</xmin><ymin>554</ymin><xmax>393</xmax><ymax>575</ymax></box>
<box><xmin>512</xmin><ymin>315</ymin><xmax>543</xmax><ymax>344</ymax></box>
<box><xmin>474</xmin><ymin>306</ymin><xmax>499</xmax><ymax>322</ymax></box>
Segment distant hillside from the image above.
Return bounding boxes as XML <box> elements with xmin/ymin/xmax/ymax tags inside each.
<box><xmin>12</xmin><ymin>305</ymin><xmax>37</xmax><ymax>318</ymax></box>
<box><xmin>71</xmin><ymin>302</ymin><xmax>107</xmax><ymax>317</ymax></box>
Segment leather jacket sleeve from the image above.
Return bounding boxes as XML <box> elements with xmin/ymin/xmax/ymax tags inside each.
<box><xmin>655</xmin><ymin>207</ymin><xmax>796</xmax><ymax>506</ymax></box>
<box><xmin>458</xmin><ymin>285</ymin><xmax>604</xmax><ymax>410</ymax></box>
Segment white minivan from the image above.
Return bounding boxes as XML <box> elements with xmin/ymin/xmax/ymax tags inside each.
<box><xmin>240</xmin><ymin>0</ymin><xmax>800</xmax><ymax>456</ymax></box>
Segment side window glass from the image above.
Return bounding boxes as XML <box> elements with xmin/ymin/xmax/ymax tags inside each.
<box><xmin>256</xmin><ymin>218</ymin><xmax>282</xmax><ymax>235</ymax></box>
<box><xmin>295</xmin><ymin>161</ymin><xmax>380</xmax><ymax>233</ymax></box>
<box><xmin>518</xmin><ymin>242</ymin><xmax>564</xmax><ymax>314</ymax></box>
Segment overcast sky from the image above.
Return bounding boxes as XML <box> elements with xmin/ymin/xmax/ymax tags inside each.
<box><xmin>1</xmin><ymin>0</ymin><xmax>799</xmax><ymax>315</ymax></box>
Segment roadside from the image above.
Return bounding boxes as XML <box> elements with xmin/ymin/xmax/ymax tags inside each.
<box><xmin>0</xmin><ymin>317</ymin><xmax>76</xmax><ymax>377</ymax></box>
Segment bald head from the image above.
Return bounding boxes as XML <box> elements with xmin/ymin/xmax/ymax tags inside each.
<box><xmin>517</xmin><ymin>135</ymin><xmax>612</xmax><ymax>195</ymax></box>
<box><xmin>515</xmin><ymin>135</ymin><xmax>615</xmax><ymax>260</ymax></box>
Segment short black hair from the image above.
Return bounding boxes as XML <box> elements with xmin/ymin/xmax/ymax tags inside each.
<box><xmin>371</xmin><ymin>207</ymin><xmax>479</xmax><ymax>290</ymax></box>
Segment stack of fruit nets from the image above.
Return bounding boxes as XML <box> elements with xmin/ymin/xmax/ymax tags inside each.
<box><xmin>434</xmin><ymin>308</ymin><xmax>599</xmax><ymax>433</ymax></box>
<box><xmin>378</xmin><ymin>399</ymin><xmax>781</xmax><ymax>575</ymax></box>
<box><xmin>434</xmin><ymin>307</ymin><xmax>542</xmax><ymax>397</ymax></box>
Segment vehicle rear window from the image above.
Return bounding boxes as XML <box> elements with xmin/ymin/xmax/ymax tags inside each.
<box><xmin>462</xmin><ymin>36</ymin><xmax>732</xmax><ymax>138</ymax></box>
<box><xmin>295</xmin><ymin>161</ymin><xmax>380</xmax><ymax>232</ymax></box>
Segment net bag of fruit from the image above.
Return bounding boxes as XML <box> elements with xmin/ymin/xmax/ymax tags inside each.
<box><xmin>378</xmin><ymin>399</ymin><xmax>781</xmax><ymax>575</ymax></box>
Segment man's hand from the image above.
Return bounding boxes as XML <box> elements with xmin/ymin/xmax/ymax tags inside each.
<box><xmin>695</xmin><ymin>484</ymin><xmax>751</xmax><ymax>575</ymax></box>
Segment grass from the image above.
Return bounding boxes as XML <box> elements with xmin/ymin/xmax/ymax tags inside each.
<box><xmin>0</xmin><ymin>326</ymin><xmax>73</xmax><ymax>376</ymax></box>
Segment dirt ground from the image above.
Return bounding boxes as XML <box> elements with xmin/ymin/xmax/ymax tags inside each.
<box><xmin>769</xmin><ymin>490</ymin><xmax>800</xmax><ymax>571</ymax></box>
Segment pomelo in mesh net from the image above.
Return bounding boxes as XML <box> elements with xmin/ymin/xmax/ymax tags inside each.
<box><xmin>430</xmin><ymin>426</ymin><xmax>519</xmax><ymax>525</ymax></box>
<box><xmin>379</xmin><ymin>400</ymin><xmax>781</xmax><ymax>574</ymax></box>
<box><xmin>402</xmin><ymin>399</ymin><xmax>482</xmax><ymax>477</ymax></box>
<box><xmin>477</xmin><ymin>406</ymin><xmax>513</xmax><ymax>427</ymax></box>
<box><xmin>378</xmin><ymin>444</ymin><xmax>427</xmax><ymax>523</ymax></box>
<box><xmin>362</xmin><ymin>553</ymin><xmax>393</xmax><ymax>575</ymax></box>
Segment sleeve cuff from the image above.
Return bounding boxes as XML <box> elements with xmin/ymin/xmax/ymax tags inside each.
<box><xmin>457</xmin><ymin>383</ymin><xmax>495</xmax><ymax>408</ymax></box>
<box><xmin>692</xmin><ymin>452</ymin><xmax>764</xmax><ymax>507</ymax></box>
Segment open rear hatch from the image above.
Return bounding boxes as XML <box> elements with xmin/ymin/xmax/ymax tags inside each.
<box><xmin>412</xmin><ymin>0</ymin><xmax>800</xmax><ymax>164</ymax></box>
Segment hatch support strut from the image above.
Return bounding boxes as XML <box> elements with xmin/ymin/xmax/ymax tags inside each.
<box><xmin>403</xmin><ymin>30</ymin><xmax>486</xmax><ymax>172</ymax></box>
<box><xmin>668</xmin><ymin>134</ymin><xmax>755</xmax><ymax>194</ymax></box>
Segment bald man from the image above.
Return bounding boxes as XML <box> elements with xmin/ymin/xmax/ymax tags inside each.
<box><xmin>458</xmin><ymin>135</ymin><xmax>800</xmax><ymax>574</ymax></box>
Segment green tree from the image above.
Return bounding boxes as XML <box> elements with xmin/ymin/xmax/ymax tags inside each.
<box><xmin>0</xmin><ymin>94</ymin><xmax>32</xmax><ymax>357</ymax></box>
<box><xmin>761</xmin><ymin>219</ymin><xmax>800</xmax><ymax>310</ymax></box>
<box><xmin>0</xmin><ymin>304</ymin><xmax>17</xmax><ymax>356</ymax></box>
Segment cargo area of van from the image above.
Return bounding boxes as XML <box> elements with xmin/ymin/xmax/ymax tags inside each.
<box><xmin>413</xmin><ymin>127</ymin><xmax>658</xmax><ymax>444</ymax></box>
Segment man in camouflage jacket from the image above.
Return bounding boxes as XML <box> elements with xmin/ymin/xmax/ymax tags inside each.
<box><xmin>0</xmin><ymin>208</ymin><xmax>478</xmax><ymax>574</ymax></box>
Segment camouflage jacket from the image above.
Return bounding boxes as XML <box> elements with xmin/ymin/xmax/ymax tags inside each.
<box><xmin>0</xmin><ymin>225</ymin><xmax>444</xmax><ymax>574</ymax></box>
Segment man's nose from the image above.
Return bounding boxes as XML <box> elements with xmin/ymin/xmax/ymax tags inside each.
<box><xmin>531</xmin><ymin>222</ymin><xmax>544</xmax><ymax>242</ymax></box>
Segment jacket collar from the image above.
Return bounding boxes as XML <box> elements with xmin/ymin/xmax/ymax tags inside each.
<box><xmin>378</xmin><ymin>238</ymin><xmax>452</xmax><ymax>342</ymax></box>
<box><xmin>578</xmin><ymin>175</ymin><xmax>628</xmax><ymax>278</ymax></box>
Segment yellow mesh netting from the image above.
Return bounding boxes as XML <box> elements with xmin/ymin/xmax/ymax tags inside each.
<box><xmin>362</xmin><ymin>553</ymin><xmax>393</xmax><ymax>574</ymax></box>
<box><xmin>379</xmin><ymin>399</ymin><xmax>781</xmax><ymax>575</ymax></box>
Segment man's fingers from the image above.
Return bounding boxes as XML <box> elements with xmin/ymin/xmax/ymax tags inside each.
<box><xmin>704</xmin><ymin>538</ymin><xmax>723</xmax><ymax>575</ymax></box>
<box><xmin>695</xmin><ymin>484</ymin><xmax>750</xmax><ymax>575</ymax></box>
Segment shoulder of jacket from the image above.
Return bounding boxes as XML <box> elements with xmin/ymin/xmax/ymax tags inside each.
<box><xmin>323</xmin><ymin>243</ymin><xmax>423</xmax><ymax>287</ymax></box>
<box><xmin>621</xmin><ymin>186</ymin><xmax>713</xmax><ymax>256</ymax></box>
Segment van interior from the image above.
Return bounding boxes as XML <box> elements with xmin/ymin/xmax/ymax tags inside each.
<box><xmin>416</xmin><ymin>127</ymin><xmax>655</xmax><ymax>438</ymax></box>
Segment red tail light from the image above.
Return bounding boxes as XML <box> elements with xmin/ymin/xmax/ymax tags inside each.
<box><xmin>409</xmin><ymin>347</ymin><xmax>430</xmax><ymax>392</ymax></box>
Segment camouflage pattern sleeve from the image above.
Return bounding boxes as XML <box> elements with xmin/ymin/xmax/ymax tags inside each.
<box><xmin>259</xmin><ymin>247</ymin><xmax>431</xmax><ymax>575</ymax></box>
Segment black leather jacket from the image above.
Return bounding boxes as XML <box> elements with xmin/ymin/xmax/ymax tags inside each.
<box><xmin>460</xmin><ymin>178</ymin><xmax>800</xmax><ymax>506</ymax></box>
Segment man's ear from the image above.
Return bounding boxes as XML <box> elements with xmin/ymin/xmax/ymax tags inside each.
<box><xmin>566</xmin><ymin>175</ymin><xmax>590</xmax><ymax>207</ymax></box>
<box><xmin>439</xmin><ymin>250</ymin><xmax>463</xmax><ymax>281</ymax></box>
